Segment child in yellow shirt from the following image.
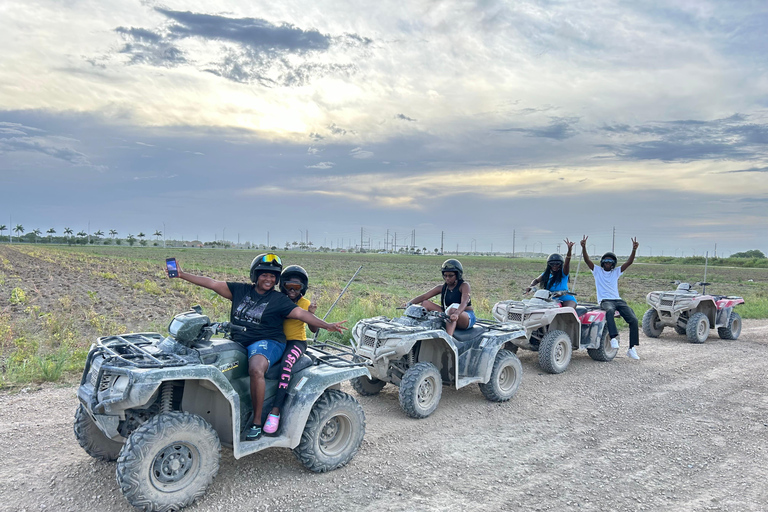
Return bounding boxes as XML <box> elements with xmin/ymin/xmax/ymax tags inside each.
<box><xmin>264</xmin><ymin>265</ymin><xmax>317</xmax><ymax>434</ymax></box>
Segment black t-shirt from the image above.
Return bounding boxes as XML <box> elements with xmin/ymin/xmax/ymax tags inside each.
<box><xmin>227</xmin><ymin>283</ymin><xmax>298</xmax><ymax>347</ymax></box>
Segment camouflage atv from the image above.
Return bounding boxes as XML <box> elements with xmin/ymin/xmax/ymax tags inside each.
<box><xmin>643</xmin><ymin>282</ymin><xmax>745</xmax><ymax>343</ymax></box>
<box><xmin>349</xmin><ymin>304</ymin><xmax>525</xmax><ymax>419</ymax></box>
<box><xmin>75</xmin><ymin>307</ymin><xmax>369</xmax><ymax>512</ymax></box>
<box><xmin>491</xmin><ymin>290</ymin><xmax>618</xmax><ymax>374</ymax></box>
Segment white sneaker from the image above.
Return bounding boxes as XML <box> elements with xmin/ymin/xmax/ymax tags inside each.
<box><xmin>627</xmin><ymin>347</ymin><xmax>640</xmax><ymax>360</ymax></box>
<box><xmin>610</xmin><ymin>337</ymin><xmax>619</xmax><ymax>349</ymax></box>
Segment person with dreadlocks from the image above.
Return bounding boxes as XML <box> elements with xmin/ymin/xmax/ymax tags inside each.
<box><xmin>581</xmin><ymin>235</ymin><xmax>641</xmax><ymax>360</ymax></box>
<box><xmin>526</xmin><ymin>239</ymin><xmax>576</xmax><ymax>308</ymax></box>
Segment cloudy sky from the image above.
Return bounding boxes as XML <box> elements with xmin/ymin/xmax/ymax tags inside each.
<box><xmin>1</xmin><ymin>0</ymin><xmax>767</xmax><ymax>256</ymax></box>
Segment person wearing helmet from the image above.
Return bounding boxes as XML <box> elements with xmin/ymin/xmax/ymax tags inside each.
<box><xmin>167</xmin><ymin>254</ymin><xmax>346</xmax><ymax>440</ymax></box>
<box><xmin>406</xmin><ymin>259</ymin><xmax>475</xmax><ymax>336</ymax></box>
<box><xmin>526</xmin><ymin>239</ymin><xmax>577</xmax><ymax>308</ymax></box>
<box><xmin>263</xmin><ymin>265</ymin><xmax>317</xmax><ymax>435</ymax></box>
<box><xmin>580</xmin><ymin>236</ymin><xmax>641</xmax><ymax>360</ymax></box>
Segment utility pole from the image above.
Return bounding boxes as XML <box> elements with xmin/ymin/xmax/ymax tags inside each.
<box><xmin>361</xmin><ymin>227</ymin><xmax>363</xmax><ymax>250</ymax></box>
<box><xmin>267</xmin><ymin>231</ymin><xmax>269</xmax><ymax>247</ymax></box>
<box><xmin>386</xmin><ymin>229</ymin><xmax>389</xmax><ymax>252</ymax></box>
<box><xmin>611</xmin><ymin>226</ymin><xmax>615</xmax><ymax>252</ymax></box>
<box><xmin>440</xmin><ymin>231</ymin><xmax>444</xmax><ymax>254</ymax></box>
<box><xmin>394</xmin><ymin>233</ymin><xmax>397</xmax><ymax>253</ymax></box>
<box><xmin>714</xmin><ymin>243</ymin><xmax>717</xmax><ymax>258</ymax></box>
<box><xmin>512</xmin><ymin>230</ymin><xmax>515</xmax><ymax>257</ymax></box>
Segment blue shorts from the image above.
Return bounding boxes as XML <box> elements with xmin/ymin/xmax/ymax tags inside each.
<box><xmin>555</xmin><ymin>294</ymin><xmax>577</xmax><ymax>305</ymax></box>
<box><xmin>246</xmin><ymin>339</ymin><xmax>284</xmax><ymax>366</ymax></box>
<box><xmin>466</xmin><ymin>310</ymin><xmax>477</xmax><ymax>328</ymax></box>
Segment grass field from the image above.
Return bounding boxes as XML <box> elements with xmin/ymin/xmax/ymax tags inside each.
<box><xmin>2</xmin><ymin>244</ymin><xmax>767</xmax><ymax>387</ymax></box>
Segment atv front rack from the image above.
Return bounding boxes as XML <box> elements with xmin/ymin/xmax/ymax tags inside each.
<box><xmin>89</xmin><ymin>333</ymin><xmax>189</xmax><ymax>369</ymax></box>
<box><xmin>308</xmin><ymin>339</ymin><xmax>369</xmax><ymax>369</ymax></box>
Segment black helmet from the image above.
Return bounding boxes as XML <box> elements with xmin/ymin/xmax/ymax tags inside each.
<box><xmin>547</xmin><ymin>253</ymin><xmax>564</xmax><ymax>267</ymax></box>
<box><xmin>441</xmin><ymin>259</ymin><xmax>463</xmax><ymax>280</ymax></box>
<box><xmin>249</xmin><ymin>253</ymin><xmax>283</xmax><ymax>282</ymax></box>
<box><xmin>600</xmin><ymin>252</ymin><xmax>617</xmax><ymax>270</ymax></box>
<box><xmin>280</xmin><ymin>265</ymin><xmax>309</xmax><ymax>295</ymax></box>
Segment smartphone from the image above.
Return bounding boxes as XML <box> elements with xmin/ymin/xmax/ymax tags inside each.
<box><xmin>166</xmin><ymin>257</ymin><xmax>179</xmax><ymax>278</ymax></box>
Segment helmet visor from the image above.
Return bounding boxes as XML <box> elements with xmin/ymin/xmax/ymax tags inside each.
<box><xmin>258</xmin><ymin>253</ymin><xmax>282</xmax><ymax>266</ymax></box>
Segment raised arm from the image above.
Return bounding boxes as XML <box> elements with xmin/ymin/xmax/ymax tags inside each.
<box><xmin>407</xmin><ymin>284</ymin><xmax>443</xmax><ymax>306</ymax></box>
<box><xmin>174</xmin><ymin>263</ymin><xmax>232</xmax><ymax>300</ymax></box>
<box><xmin>620</xmin><ymin>237</ymin><xmax>639</xmax><ymax>272</ymax></box>
<box><xmin>580</xmin><ymin>236</ymin><xmax>594</xmax><ymax>270</ymax></box>
<box><xmin>563</xmin><ymin>238</ymin><xmax>574</xmax><ymax>275</ymax></box>
<box><xmin>288</xmin><ymin>308</ymin><xmax>347</xmax><ymax>333</ymax></box>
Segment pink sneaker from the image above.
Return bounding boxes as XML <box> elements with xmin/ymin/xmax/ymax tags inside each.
<box><xmin>264</xmin><ymin>413</ymin><xmax>280</xmax><ymax>434</ymax></box>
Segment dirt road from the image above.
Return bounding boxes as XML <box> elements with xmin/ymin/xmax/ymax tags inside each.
<box><xmin>1</xmin><ymin>321</ymin><xmax>767</xmax><ymax>512</ymax></box>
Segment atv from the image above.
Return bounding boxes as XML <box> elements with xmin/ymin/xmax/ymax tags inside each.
<box><xmin>491</xmin><ymin>289</ymin><xmax>618</xmax><ymax>374</ymax></box>
<box><xmin>349</xmin><ymin>304</ymin><xmax>526</xmax><ymax>419</ymax></box>
<box><xmin>643</xmin><ymin>281</ymin><xmax>745</xmax><ymax>343</ymax></box>
<box><xmin>75</xmin><ymin>307</ymin><xmax>369</xmax><ymax>512</ymax></box>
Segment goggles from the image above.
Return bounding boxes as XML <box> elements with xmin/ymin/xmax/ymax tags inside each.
<box><xmin>548</xmin><ymin>262</ymin><xmax>562</xmax><ymax>267</ymax></box>
<box><xmin>283</xmin><ymin>282</ymin><xmax>302</xmax><ymax>291</ymax></box>
<box><xmin>257</xmin><ymin>254</ymin><xmax>282</xmax><ymax>266</ymax></box>
<box><xmin>602</xmin><ymin>259</ymin><xmax>616</xmax><ymax>265</ymax></box>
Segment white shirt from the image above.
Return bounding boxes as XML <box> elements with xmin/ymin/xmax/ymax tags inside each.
<box><xmin>592</xmin><ymin>267</ymin><xmax>622</xmax><ymax>303</ymax></box>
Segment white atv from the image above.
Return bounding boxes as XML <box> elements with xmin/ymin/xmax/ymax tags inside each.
<box><xmin>643</xmin><ymin>282</ymin><xmax>745</xmax><ymax>343</ymax></box>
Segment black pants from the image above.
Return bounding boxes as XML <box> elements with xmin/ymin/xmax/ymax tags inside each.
<box><xmin>272</xmin><ymin>339</ymin><xmax>307</xmax><ymax>413</ymax></box>
<box><xmin>600</xmin><ymin>299</ymin><xmax>639</xmax><ymax>348</ymax></box>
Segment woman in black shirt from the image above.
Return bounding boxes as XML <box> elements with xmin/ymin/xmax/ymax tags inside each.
<box><xmin>406</xmin><ymin>259</ymin><xmax>475</xmax><ymax>336</ymax></box>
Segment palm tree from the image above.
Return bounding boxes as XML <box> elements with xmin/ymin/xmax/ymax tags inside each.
<box><xmin>14</xmin><ymin>224</ymin><xmax>24</xmax><ymax>238</ymax></box>
<box><xmin>32</xmin><ymin>228</ymin><xmax>42</xmax><ymax>243</ymax></box>
<box><xmin>126</xmin><ymin>234</ymin><xmax>136</xmax><ymax>246</ymax></box>
<box><xmin>77</xmin><ymin>230</ymin><xmax>87</xmax><ymax>239</ymax></box>
<box><xmin>0</xmin><ymin>224</ymin><xmax>6</xmax><ymax>241</ymax></box>
<box><xmin>153</xmin><ymin>230</ymin><xmax>162</xmax><ymax>241</ymax></box>
<box><xmin>137</xmin><ymin>232</ymin><xmax>146</xmax><ymax>242</ymax></box>
<box><xmin>94</xmin><ymin>230</ymin><xmax>104</xmax><ymax>238</ymax></box>
<box><xmin>109</xmin><ymin>229</ymin><xmax>117</xmax><ymax>239</ymax></box>
<box><xmin>47</xmin><ymin>228</ymin><xmax>56</xmax><ymax>242</ymax></box>
<box><xmin>64</xmin><ymin>227</ymin><xmax>73</xmax><ymax>243</ymax></box>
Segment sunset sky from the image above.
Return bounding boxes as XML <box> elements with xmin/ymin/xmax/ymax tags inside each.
<box><xmin>2</xmin><ymin>0</ymin><xmax>767</xmax><ymax>256</ymax></box>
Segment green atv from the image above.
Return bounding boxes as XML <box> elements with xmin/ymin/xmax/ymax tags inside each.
<box><xmin>75</xmin><ymin>307</ymin><xmax>369</xmax><ymax>512</ymax></box>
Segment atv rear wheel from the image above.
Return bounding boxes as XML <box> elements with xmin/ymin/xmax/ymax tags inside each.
<box><xmin>478</xmin><ymin>349</ymin><xmax>523</xmax><ymax>402</ymax></box>
<box><xmin>686</xmin><ymin>312</ymin><xmax>710</xmax><ymax>343</ymax></box>
<box><xmin>642</xmin><ymin>309</ymin><xmax>664</xmax><ymax>338</ymax></box>
<box><xmin>350</xmin><ymin>375</ymin><xmax>387</xmax><ymax>396</ymax></box>
<box><xmin>116</xmin><ymin>412</ymin><xmax>221</xmax><ymax>512</ymax></box>
<box><xmin>718</xmin><ymin>311</ymin><xmax>742</xmax><ymax>340</ymax></box>
<box><xmin>398</xmin><ymin>362</ymin><xmax>443</xmax><ymax>418</ymax></box>
<box><xmin>538</xmin><ymin>330</ymin><xmax>572</xmax><ymax>374</ymax></box>
<box><xmin>587</xmin><ymin>329</ymin><xmax>619</xmax><ymax>362</ymax></box>
<box><xmin>293</xmin><ymin>389</ymin><xmax>365</xmax><ymax>472</ymax></box>
<box><xmin>74</xmin><ymin>404</ymin><xmax>124</xmax><ymax>462</ymax></box>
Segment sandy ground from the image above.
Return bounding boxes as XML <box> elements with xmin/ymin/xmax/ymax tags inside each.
<box><xmin>1</xmin><ymin>320</ymin><xmax>767</xmax><ymax>512</ymax></box>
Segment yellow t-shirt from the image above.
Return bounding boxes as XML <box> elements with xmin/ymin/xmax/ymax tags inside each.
<box><xmin>283</xmin><ymin>295</ymin><xmax>310</xmax><ymax>341</ymax></box>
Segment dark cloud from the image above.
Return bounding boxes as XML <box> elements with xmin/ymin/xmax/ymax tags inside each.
<box><xmin>396</xmin><ymin>114</ymin><xmax>417</xmax><ymax>122</ymax></box>
<box><xmin>496</xmin><ymin>117</ymin><xmax>579</xmax><ymax>140</ymax></box>
<box><xmin>110</xmin><ymin>8</ymin><xmax>370</xmax><ymax>86</ymax></box>
<box><xmin>0</xmin><ymin>136</ymin><xmax>92</xmax><ymax>166</ymax></box>
<box><xmin>719</xmin><ymin>166</ymin><xmax>768</xmax><ymax>174</ymax></box>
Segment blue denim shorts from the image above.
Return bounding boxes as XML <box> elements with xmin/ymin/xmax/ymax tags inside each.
<box><xmin>466</xmin><ymin>310</ymin><xmax>477</xmax><ymax>328</ymax></box>
<box><xmin>246</xmin><ymin>339</ymin><xmax>284</xmax><ymax>366</ymax></box>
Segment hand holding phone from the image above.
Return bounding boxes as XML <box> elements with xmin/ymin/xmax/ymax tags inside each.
<box><xmin>166</xmin><ymin>258</ymin><xmax>179</xmax><ymax>278</ymax></box>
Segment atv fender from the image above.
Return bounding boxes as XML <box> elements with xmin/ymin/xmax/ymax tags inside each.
<box><xmin>549</xmin><ymin>309</ymin><xmax>581</xmax><ymax>349</ymax></box>
<box><xmin>459</xmin><ymin>331</ymin><xmax>526</xmax><ymax>388</ymax></box>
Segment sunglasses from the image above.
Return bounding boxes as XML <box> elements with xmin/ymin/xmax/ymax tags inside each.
<box><xmin>258</xmin><ymin>253</ymin><xmax>282</xmax><ymax>266</ymax></box>
<box><xmin>283</xmin><ymin>282</ymin><xmax>302</xmax><ymax>291</ymax></box>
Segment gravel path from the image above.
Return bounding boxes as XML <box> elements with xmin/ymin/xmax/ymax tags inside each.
<box><xmin>1</xmin><ymin>321</ymin><xmax>767</xmax><ymax>512</ymax></box>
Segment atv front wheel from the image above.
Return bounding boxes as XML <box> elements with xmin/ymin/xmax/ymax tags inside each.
<box><xmin>686</xmin><ymin>312</ymin><xmax>710</xmax><ymax>343</ymax></box>
<box><xmin>587</xmin><ymin>330</ymin><xmax>619</xmax><ymax>362</ymax></box>
<box><xmin>718</xmin><ymin>311</ymin><xmax>742</xmax><ymax>340</ymax></box>
<box><xmin>642</xmin><ymin>309</ymin><xmax>664</xmax><ymax>338</ymax></box>
<box><xmin>74</xmin><ymin>404</ymin><xmax>124</xmax><ymax>461</ymax></box>
<box><xmin>478</xmin><ymin>349</ymin><xmax>523</xmax><ymax>402</ymax></box>
<box><xmin>398</xmin><ymin>362</ymin><xmax>443</xmax><ymax>418</ymax></box>
<box><xmin>538</xmin><ymin>330</ymin><xmax>572</xmax><ymax>374</ymax></box>
<box><xmin>350</xmin><ymin>375</ymin><xmax>387</xmax><ymax>396</ymax></box>
<box><xmin>116</xmin><ymin>412</ymin><xmax>221</xmax><ymax>512</ymax></box>
<box><xmin>293</xmin><ymin>389</ymin><xmax>365</xmax><ymax>472</ymax></box>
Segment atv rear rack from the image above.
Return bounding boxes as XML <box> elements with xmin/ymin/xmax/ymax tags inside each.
<box><xmin>308</xmin><ymin>339</ymin><xmax>369</xmax><ymax>368</ymax></box>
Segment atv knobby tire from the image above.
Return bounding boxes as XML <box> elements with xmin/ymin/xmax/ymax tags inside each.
<box><xmin>293</xmin><ymin>389</ymin><xmax>365</xmax><ymax>472</ymax></box>
<box><xmin>686</xmin><ymin>312</ymin><xmax>710</xmax><ymax>343</ymax></box>
<box><xmin>587</xmin><ymin>330</ymin><xmax>619</xmax><ymax>362</ymax></box>
<box><xmin>74</xmin><ymin>404</ymin><xmax>124</xmax><ymax>462</ymax></box>
<box><xmin>718</xmin><ymin>311</ymin><xmax>742</xmax><ymax>340</ymax></box>
<box><xmin>116</xmin><ymin>411</ymin><xmax>221</xmax><ymax>512</ymax></box>
<box><xmin>478</xmin><ymin>349</ymin><xmax>523</xmax><ymax>402</ymax></box>
<box><xmin>398</xmin><ymin>362</ymin><xmax>443</xmax><ymax>418</ymax></box>
<box><xmin>538</xmin><ymin>330</ymin><xmax>572</xmax><ymax>374</ymax></box>
<box><xmin>350</xmin><ymin>375</ymin><xmax>387</xmax><ymax>396</ymax></box>
<box><xmin>642</xmin><ymin>309</ymin><xmax>664</xmax><ymax>338</ymax></box>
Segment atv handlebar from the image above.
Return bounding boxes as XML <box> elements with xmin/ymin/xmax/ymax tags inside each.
<box><xmin>214</xmin><ymin>322</ymin><xmax>246</xmax><ymax>334</ymax></box>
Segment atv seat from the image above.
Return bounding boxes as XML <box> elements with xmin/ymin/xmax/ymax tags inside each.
<box><xmin>575</xmin><ymin>306</ymin><xmax>588</xmax><ymax>317</ymax></box>
<box><xmin>452</xmin><ymin>326</ymin><xmax>487</xmax><ymax>343</ymax></box>
<box><xmin>265</xmin><ymin>354</ymin><xmax>313</xmax><ymax>380</ymax></box>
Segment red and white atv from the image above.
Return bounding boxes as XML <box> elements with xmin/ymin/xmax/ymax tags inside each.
<box><xmin>643</xmin><ymin>282</ymin><xmax>745</xmax><ymax>343</ymax></box>
<box><xmin>492</xmin><ymin>290</ymin><xmax>618</xmax><ymax>374</ymax></box>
